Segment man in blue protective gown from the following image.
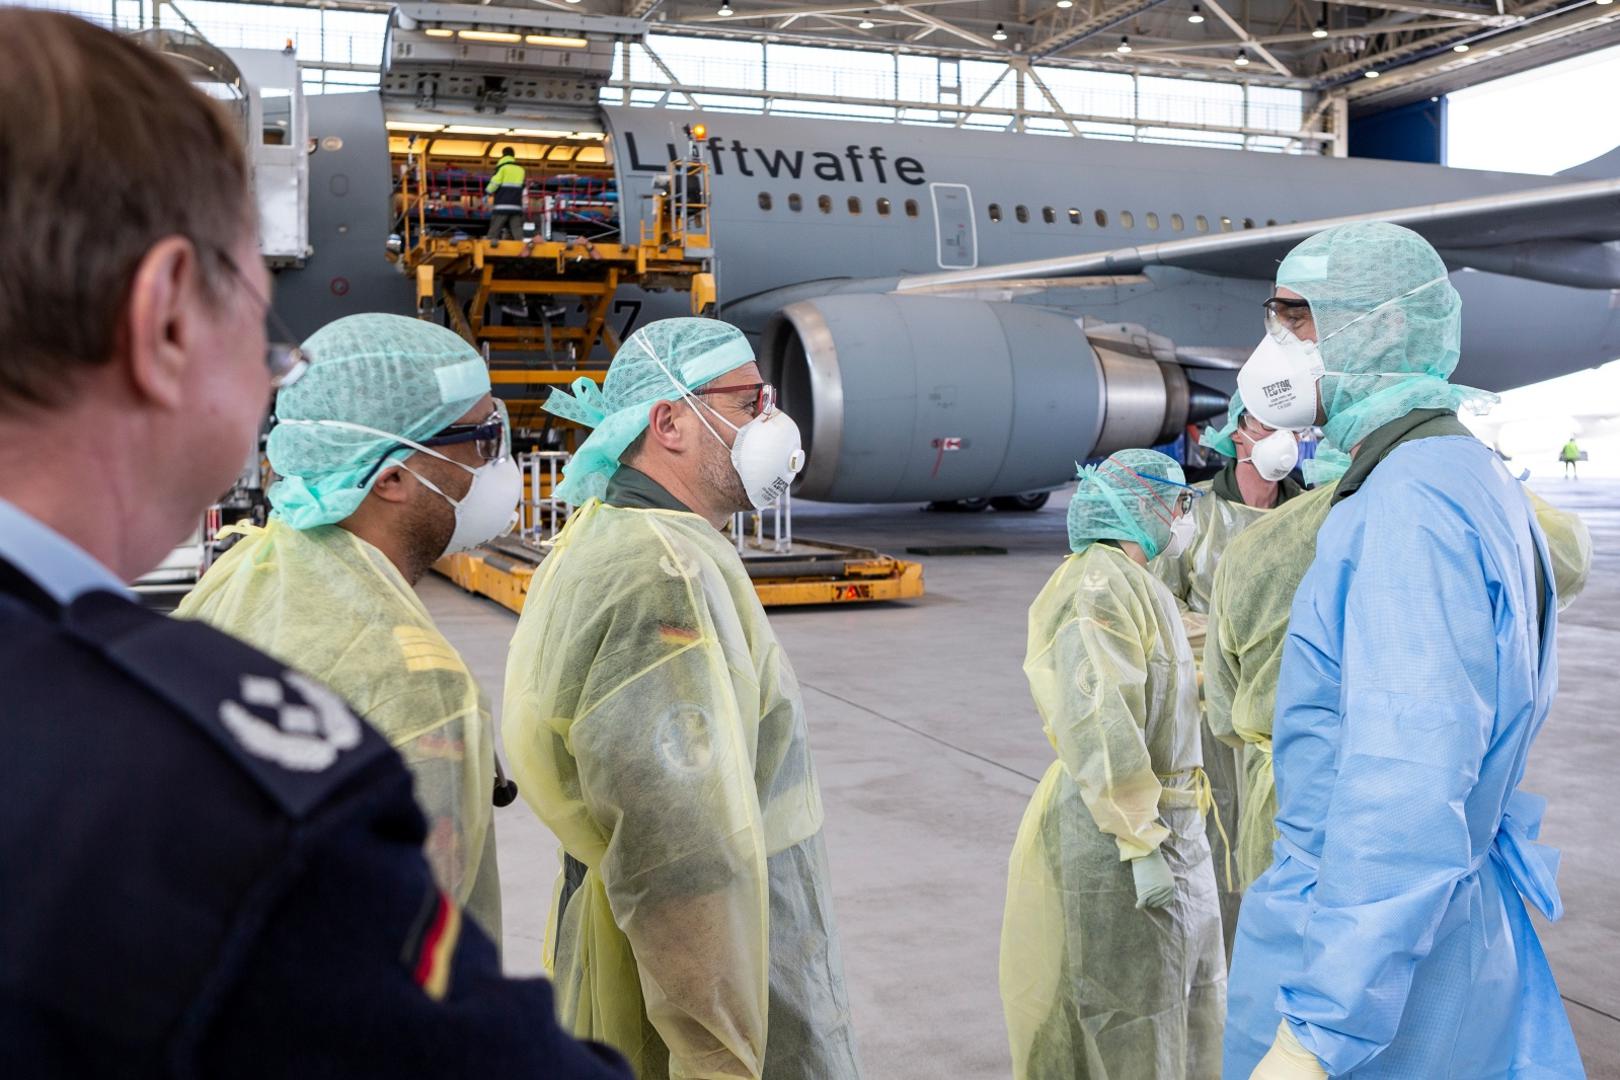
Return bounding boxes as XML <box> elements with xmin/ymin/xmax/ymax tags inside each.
<box><xmin>1225</xmin><ymin>221</ymin><xmax>1584</xmax><ymax>1079</ymax></box>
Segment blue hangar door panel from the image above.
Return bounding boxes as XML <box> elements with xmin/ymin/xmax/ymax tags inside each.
<box><xmin>930</xmin><ymin>182</ymin><xmax>977</xmax><ymax>270</ymax></box>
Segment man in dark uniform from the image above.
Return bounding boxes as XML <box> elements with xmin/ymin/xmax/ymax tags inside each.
<box><xmin>0</xmin><ymin>12</ymin><xmax>629</xmax><ymax>1077</ymax></box>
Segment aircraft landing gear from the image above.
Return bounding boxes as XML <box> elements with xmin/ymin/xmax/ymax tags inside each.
<box><xmin>990</xmin><ymin>492</ymin><xmax>1050</xmax><ymax>512</ymax></box>
<box><xmin>927</xmin><ymin>492</ymin><xmax>1050</xmax><ymax>512</ymax></box>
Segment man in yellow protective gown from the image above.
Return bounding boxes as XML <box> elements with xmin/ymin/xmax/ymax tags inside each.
<box><xmin>1152</xmin><ymin>394</ymin><xmax>1306</xmax><ymax>958</ymax></box>
<box><xmin>1205</xmin><ymin>480</ymin><xmax>1592</xmax><ymax>891</ymax></box>
<box><xmin>179</xmin><ymin>314</ymin><xmax>523</xmax><ymax>941</ymax></box>
<box><xmin>503</xmin><ymin>318</ymin><xmax>861</xmax><ymax>1080</ymax></box>
<box><xmin>1002</xmin><ymin>448</ymin><xmax>1225</xmax><ymax>1080</ymax></box>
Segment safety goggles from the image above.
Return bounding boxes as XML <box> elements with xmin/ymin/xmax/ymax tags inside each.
<box><xmin>1262</xmin><ymin>295</ymin><xmax>1315</xmax><ymax>341</ymax></box>
<box><xmin>218</xmin><ymin>250</ymin><xmax>309</xmax><ymax>389</ymax></box>
<box><xmin>355</xmin><ymin>399</ymin><xmax>510</xmax><ymax>489</ymax></box>
<box><xmin>1135</xmin><ymin>471</ymin><xmax>1202</xmax><ymax>516</ymax></box>
<box><xmin>691</xmin><ymin>380</ymin><xmax>776</xmax><ymax>419</ymax></box>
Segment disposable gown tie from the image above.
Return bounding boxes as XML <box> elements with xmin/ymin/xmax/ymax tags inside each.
<box><xmin>176</xmin><ymin>519</ymin><xmax>502</xmax><ymax>937</ymax></box>
<box><xmin>1002</xmin><ymin>543</ymin><xmax>1226</xmax><ymax>1080</ymax></box>
<box><xmin>502</xmin><ymin>500</ymin><xmax>861</xmax><ymax>1080</ymax></box>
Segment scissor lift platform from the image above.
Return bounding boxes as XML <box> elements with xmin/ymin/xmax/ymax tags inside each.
<box><xmin>436</xmin><ymin>533</ymin><xmax>924</xmax><ymax>612</ymax></box>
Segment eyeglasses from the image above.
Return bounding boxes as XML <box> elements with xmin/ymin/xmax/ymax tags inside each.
<box><xmin>691</xmin><ymin>381</ymin><xmax>776</xmax><ymax>418</ymax></box>
<box><xmin>430</xmin><ymin>399</ymin><xmax>510</xmax><ymax>463</ymax></box>
<box><xmin>1262</xmin><ymin>295</ymin><xmax>1315</xmax><ymax>340</ymax></box>
<box><xmin>355</xmin><ymin>399</ymin><xmax>510</xmax><ymax>489</ymax></box>
<box><xmin>217</xmin><ymin>249</ymin><xmax>309</xmax><ymax>389</ymax></box>
<box><xmin>1135</xmin><ymin>471</ymin><xmax>1201</xmax><ymax>515</ymax></box>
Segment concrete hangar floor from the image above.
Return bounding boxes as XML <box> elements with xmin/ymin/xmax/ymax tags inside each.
<box><xmin>425</xmin><ymin>479</ymin><xmax>1620</xmax><ymax>1079</ymax></box>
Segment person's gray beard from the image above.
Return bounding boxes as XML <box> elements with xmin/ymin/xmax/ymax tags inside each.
<box><xmin>697</xmin><ymin>430</ymin><xmax>751</xmax><ymax>516</ymax></box>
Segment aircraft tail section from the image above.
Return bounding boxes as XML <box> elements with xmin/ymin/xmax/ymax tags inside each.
<box><xmin>1560</xmin><ymin>144</ymin><xmax>1620</xmax><ymax>179</ymax></box>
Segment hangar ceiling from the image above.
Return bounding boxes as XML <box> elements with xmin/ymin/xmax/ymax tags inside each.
<box><xmin>504</xmin><ymin>0</ymin><xmax>1620</xmax><ymax>109</ymax></box>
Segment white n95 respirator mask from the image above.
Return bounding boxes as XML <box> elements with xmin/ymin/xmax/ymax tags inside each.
<box><xmin>1237</xmin><ymin>333</ymin><xmax>1325</xmax><ymax>431</ymax></box>
<box><xmin>403</xmin><ymin>454</ymin><xmax>523</xmax><ymax>554</ymax></box>
<box><xmin>693</xmin><ymin>403</ymin><xmax>806</xmax><ymax>510</ymax></box>
<box><xmin>1162</xmin><ymin>513</ymin><xmax>1197</xmax><ymax>559</ymax></box>
<box><xmin>1244</xmin><ymin>429</ymin><xmax>1301</xmax><ymax>482</ymax></box>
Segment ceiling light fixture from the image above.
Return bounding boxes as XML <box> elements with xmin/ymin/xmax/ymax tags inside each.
<box><xmin>1117</xmin><ymin>35</ymin><xmax>1132</xmax><ymax>53</ymax></box>
<box><xmin>992</xmin><ymin>22</ymin><xmax>1008</xmax><ymax>40</ymax></box>
<box><xmin>443</xmin><ymin>124</ymin><xmax>511</xmax><ymax>134</ymax></box>
<box><xmin>458</xmin><ymin>29</ymin><xmax>522</xmax><ymax>43</ymax></box>
<box><xmin>1364</xmin><ymin>69</ymin><xmax>1381</xmax><ymax>77</ymax></box>
<box><xmin>1188</xmin><ymin>4</ymin><xmax>1204</xmax><ymax>23</ymax></box>
<box><xmin>1597</xmin><ymin>0</ymin><xmax>1613</xmax><ymax>7</ymax></box>
<box><xmin>1234</xmin><ymin>48</ymin><xmax>1249</xmax><ymax>66</ymax></box>
<box><xmin>858</xmin><ymin>13</ymin><xmax>875</xmax><ymax>27</ymax></box>
<box><xmin>423</xmin><ymin>27</ymin><xmax>453</xmax><ymax>38</ymax></box>
<box><xmin>1312</xmin><ymin>18</ymin><xmax>1328</xmax><ymax>38</ymax></box>
<box><xmin>1453</xmin><ymin>42</ymin><xmax>1470</xmax><ymax>52</ymax></box>
<box><xmin>1056</xmin><ymin>0</ymin><xmax>1074</xmax><ymax>8</ymax></box>
<box><xmin>525</xmin><ymin>33</ymin><xmax>589</xmax><ymax>47</ymax></box>
<box><xmin>386</xmin><ymin>121</ymin><xmax>445</xmax><ymax>132</ymax></box>
<box><xmin>717</xmin><ymin>0</ymin><xmax>733</xmax><ymax>14</ymax></box>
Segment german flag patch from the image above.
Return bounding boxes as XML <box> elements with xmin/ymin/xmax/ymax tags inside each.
<box><xmin>403</xmin><ymin>889</ymin><xmax>462</xmax><ymax>1002</ymax></box>
<box><xmin>658</xmin><ymin>624</ymin><xmax>700</xmax><ymax>647</ymax></box>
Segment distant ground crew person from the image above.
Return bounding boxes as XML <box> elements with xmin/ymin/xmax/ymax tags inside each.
<box><xmin>1561</xmin><ymin>435</ymin><xmax>1581</xmax><ymax>478</ymax></box>
<box><xmin>486</xmin><ymin>146</ymin><xmax>525</xmax><ymax>241</ymax></box>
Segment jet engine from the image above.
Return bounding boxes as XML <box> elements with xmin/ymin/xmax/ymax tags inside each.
<box><xmin>760</xmin><ymin>293</ymin><xmax>1226</xmax><ymax>503</ymax></box>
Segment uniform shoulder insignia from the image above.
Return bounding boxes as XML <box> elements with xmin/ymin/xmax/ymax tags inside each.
<box><xmin>62</xmin><ymin>590</ymin><xmax>390</xmax><ymax>820</ymax></box>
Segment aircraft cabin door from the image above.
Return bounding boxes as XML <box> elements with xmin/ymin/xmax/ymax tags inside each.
<box><xmin>930</xmin><ymin>182</ymin><xmax>977</xmax><ymax>270</ymax></box>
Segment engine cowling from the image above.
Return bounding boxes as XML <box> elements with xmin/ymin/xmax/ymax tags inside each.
<box><xmin>761</xmin><ymin>293</ymin><xmax>1221</xmax><ymax>503</ymax></box>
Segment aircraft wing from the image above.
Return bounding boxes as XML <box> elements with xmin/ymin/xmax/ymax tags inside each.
<box><xmin>896</xmin><ymin>176</ymin><xmax>1620</xmax><ymax>292</ymax></box>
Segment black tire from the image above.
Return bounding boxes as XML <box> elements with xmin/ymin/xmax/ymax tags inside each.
<box><xmin>990</xmin><ymin>492</ymin><xmax>1051</xmax><ymax>512</ymax></box>
<box><xmin>926</xmin><ymin>497</ymin><xmax>993</xmax><ymax>513</ymax></box>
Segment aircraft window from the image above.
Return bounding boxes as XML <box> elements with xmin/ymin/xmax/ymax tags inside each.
<box><xmin>1266</xmin><ymin>218</ymin><xmax>1277</xmax><ymax>227</ymax></box>
<box><xmin>1042</xmin><ymin>206</ymin><xmax>1056</xmax><ymax>224</ymax></box>
<box><xmin>988</xmin><ymin>203</ymin><xmax>1003</xmax><ymax>223</ymax></box>
<box><xmin>817</xmin><ymin>194</ymin><xmax>832</xmax><ymax>214</ymax></box>
<box><xmin>788</xmin><ymin>193</ymin><xmax>803</xmax><ymax>212</ymax></box>
<box><xmin>1242</xmin><ymin>217</ymin><xmax>1256</xmax><ymax>229</ymax></box>
<box><xmin>1068</xmin><ymin>207</ymin><xmax>1082</xmax><ymax>225</ymax></box>
<box><xmin>1195</xmin><ymin>214</ymin><xmax>1209</xmax><ymax>233</ymax></box>
<box><xmin>1119</xmin><ymin>210</ymin><xmax>1135</xmax><ymax>229</ymax></box>
<box><xmin>848</xmin><ymin>196</ymin><xmax>862</xmax><ymax>214</ymax></box>
<box><xmin>758</xmin><ymin>193</ymin><xmax>772</xmax><ymax>211</ymax></box>
<box><xmin>1170</xmin><ymin>213</ymin><xmax>1184</xmax><ymax>232</ymax></box>
<box><xmin>905</xmin><ymin>199</ymin><xmax>919</xmax><ymax>217</ymax></box>
<box><xmin>1145</xmin><ymin>211</ymin><xmax>1160</xmax><ymax>230</ymax></box>
<box><xmin>1095</xmin><ymin>209</ymin><xmax>1108</xmax><ymax>227</ymax></box>
<box><xmin>1221</xmin><ymin>216</ymin><xmax>1234</xmax><ymax>232</ymax></box>
<box><xmin>1015</xmin><ymin>205</ymin><xmax>1029</xmax><ymax>223</ymax></box>
<box><xmin>878</xmin><ymin>197</ymin><xmax>892</xmax><ymax>216</ymax></box>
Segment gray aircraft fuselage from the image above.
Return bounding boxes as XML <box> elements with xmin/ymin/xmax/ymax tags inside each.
<box><xmin>602</xmin><ymin>106</ymin><xmax>1620</xmax><ymax>392</ymax></box>
<box><xmin>287</xmin><ymin>96</ymin><xmax>1620</xmax><ymax>397</ymax></box>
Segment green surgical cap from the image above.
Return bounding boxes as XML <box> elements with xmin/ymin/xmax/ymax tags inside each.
<box><xmin>268</xmin><ymin>314</ymin><xmax>490</xmax><ymax>529</ymax></box>
<box><xmin>1199</xmin><ymin>390</ymin><xmax>1247</xmax><ymax>459</ymax></box>
<box><xmin>546</xmin><ymin>317</ymin><xmax>755</xmax><ymax>504</ymax></box>
<box><xmin>1302</xmin><ymin>445</ymin><xmax>1352</xmax><ymax>487</ymax></box>
<box><xmin>1277</xmin><ymin>221</ymin><xmax>1493</xmax><ymax>450</ymax></box>
<box><xmin>1068</xmin><ymin>448</ymin><xmax>1186</xmax><ymax>560</ymax></box>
